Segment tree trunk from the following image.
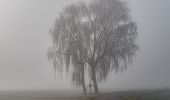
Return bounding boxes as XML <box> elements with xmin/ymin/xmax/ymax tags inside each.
<box><xmin>82</xmin><ymin>81</ymin><xmax>87</xmax><ymax>94</ymax></box>
<box><xmin>81</xmin><ymin>65</ymin><xmax>87</xmax><ymax>95</ymax></box>
<box><xmin>91</xmin><ymin>66</ymin><xmax>99</xmax><ymax>94</ymax></box>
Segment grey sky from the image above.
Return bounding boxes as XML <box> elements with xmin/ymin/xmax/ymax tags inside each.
<box><xmin>0</xmin><ymin>0</ymin><xmax>169</xmax><ymax>90</ymax></box>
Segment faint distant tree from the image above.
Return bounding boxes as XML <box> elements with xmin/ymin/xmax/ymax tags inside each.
<box><xmin>48</xmin><ymin>0</ymin><xmax>138</xmax><ymax>94</ymax></box>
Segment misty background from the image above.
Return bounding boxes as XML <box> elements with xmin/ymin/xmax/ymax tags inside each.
<box><xmin>0</xmin><ymin>0</ymin><xmax>169</xmax><ymax>90</ymax></box>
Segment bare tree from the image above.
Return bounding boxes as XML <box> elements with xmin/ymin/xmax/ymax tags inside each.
<box><xmin>48</xmin><ymin>0</ymin><xmax>138</xmax><ymax>94</ymax></box>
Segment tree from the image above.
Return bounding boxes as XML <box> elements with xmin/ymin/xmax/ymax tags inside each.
<box><xmin>48</xmin><ymin>0</ymin><xmax>138</xmax><ymax>94</ymax></box>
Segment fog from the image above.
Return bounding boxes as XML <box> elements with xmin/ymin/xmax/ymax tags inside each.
<box><xmin>0</xmin><ymin>0</ymin><xmax>169</xmax><ymax>91</ymax></box>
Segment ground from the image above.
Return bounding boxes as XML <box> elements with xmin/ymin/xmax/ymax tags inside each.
<box><xmin>0</xmin><ymin>89</ymin><xmax>169</xmax><ymax>100</ymax></box>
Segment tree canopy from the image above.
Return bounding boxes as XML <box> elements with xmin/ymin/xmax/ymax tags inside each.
<box><xmin>48</xmin><ymin>0</ymin><xmax>138</xmax><ymax>94</ymax></box>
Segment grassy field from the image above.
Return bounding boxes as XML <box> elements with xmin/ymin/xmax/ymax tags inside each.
<box><xmin>0</xmin><ymin>89</ymin><xmax>169</xmax><ymax>100</ymax></box>
<box><xmin>96</xmin><ymin>89</ymin><xmax>170</xmax><ymax>100</ymax></box>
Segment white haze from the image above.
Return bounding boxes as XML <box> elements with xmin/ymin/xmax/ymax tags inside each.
<box><xmin>0</xmin><ymin>0</ymin><xmax>169</xmax><ymax>91</ymax></box>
